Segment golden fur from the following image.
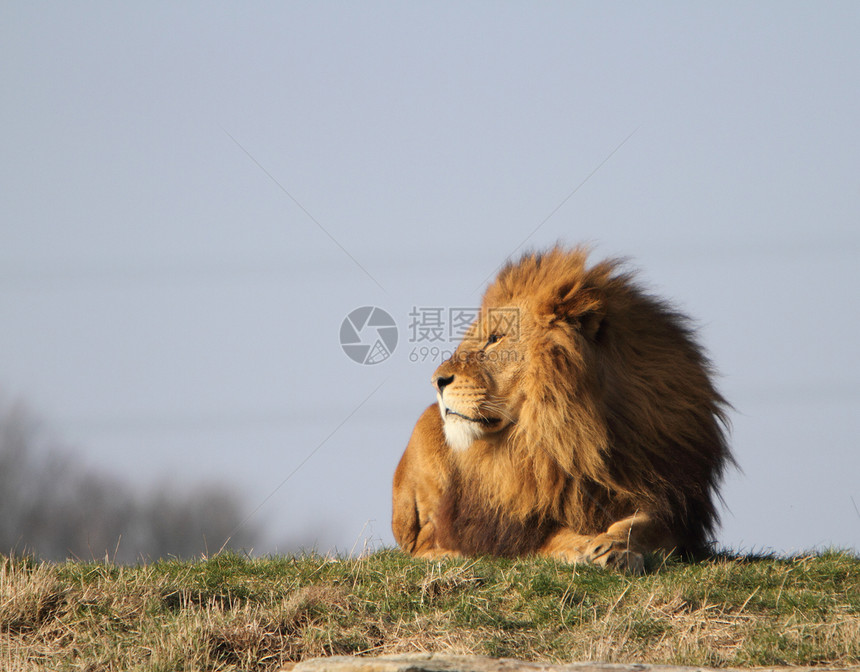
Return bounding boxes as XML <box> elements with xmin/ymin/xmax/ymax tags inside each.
<box><xmin>392</xmin><ymin>246</ymin><xmax>733</xmax><ymax>572</ymax></box>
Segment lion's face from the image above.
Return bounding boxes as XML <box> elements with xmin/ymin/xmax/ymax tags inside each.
<box><xmin>432</xmin><ymin>305</ymin><xmax>531</xmax><ymax>451</ymax></box>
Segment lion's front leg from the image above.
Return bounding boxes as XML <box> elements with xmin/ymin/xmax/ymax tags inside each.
<box><xmin>538</xmin><ymin>513</ymin><xmax>674</xmax><ymax>574</ymax></box>
<box><xmin>393</xmin><ymin>405</ymin><xmax>463</xmax><ymax>560</ymax></box>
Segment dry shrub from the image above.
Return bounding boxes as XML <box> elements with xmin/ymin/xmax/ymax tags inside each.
<box><xmin>144</xmin><ymin>585</ymin><xmax>353</xmax><ymax>670</ymax></box>
<box><xmin>419</xmin><ymin>563</ymin><xmax>484</xmax><ymax>603</ymax></box>
<box><xmin>0</xmin><ymin>558</ymin><xmax>77</xmax><ymax>672</ymax></box>
<box><xmin>0</xmin><ymin>558</ymin><xmax>70</xmax><ymax>634</ymax></box>
<box><xmin>280</xmin><ymin>585</ymin><xmax>349</xmax><ymax>628</ymax></box>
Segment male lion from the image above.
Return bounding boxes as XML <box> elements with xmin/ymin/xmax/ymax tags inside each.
<box><xmin>392</xmin><ymin>247</ymin><xmax>733</xmax><ymax>573</ymax></box>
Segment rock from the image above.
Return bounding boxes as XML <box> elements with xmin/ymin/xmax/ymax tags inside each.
<box><xmin>284</xmin><ymin>654</ymin><xmax>854</xmax><ymax>672</ymax></box>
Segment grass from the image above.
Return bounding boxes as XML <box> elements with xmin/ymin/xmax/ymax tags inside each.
<box><xmin>2</xmin><ymin>549</ymin><xmax>859</xmax><ymax>671</ymax></box>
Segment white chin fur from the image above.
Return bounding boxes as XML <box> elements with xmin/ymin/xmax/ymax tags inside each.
<box><xmin>442</xmin><ymin>416</ymin><xmax>484</xmax><ymax>452</ymax></box>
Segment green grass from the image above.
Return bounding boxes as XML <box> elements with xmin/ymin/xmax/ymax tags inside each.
<box><xmin>2</xmin><ymin>549</ymin><xmax>859</xmax><ymax>671</ymax></box>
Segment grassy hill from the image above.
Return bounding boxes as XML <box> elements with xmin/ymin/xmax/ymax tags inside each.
<box><xmin>2</xmin><ymin>549</ymin><xmax>859</xmax><ymax>671</ymax></box>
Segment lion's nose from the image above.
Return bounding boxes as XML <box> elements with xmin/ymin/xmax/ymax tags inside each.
<box><xmin>434</xmin><ymin>375</ymin><xmax>455</xmax><ymax>393</ymax></box>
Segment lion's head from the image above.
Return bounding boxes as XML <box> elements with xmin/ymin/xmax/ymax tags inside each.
<box><xmin>428</xmin><ymin>246</ymin><xmax>731</xmax><ymax>554</ymax></box>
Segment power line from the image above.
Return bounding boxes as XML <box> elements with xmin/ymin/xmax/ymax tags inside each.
<box><xmin>53</xmin><ymin>405</ymin><xmax>406</xmax><ymax>435</ymax></box>
<box><xmin>48</xmin><ymin>385</ymin><xmax>860</xmax><ymax>437</ymax></box>
<box><xmin>2</xmin><ymin>239</ymin><xmax>857</xmax><ymax>290</ymax></box>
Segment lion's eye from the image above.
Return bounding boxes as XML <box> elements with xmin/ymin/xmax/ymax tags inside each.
<box><xmin>486</xmin><ymin>333</ymin><xmax>502</xmax><ymax>346</ymax></box>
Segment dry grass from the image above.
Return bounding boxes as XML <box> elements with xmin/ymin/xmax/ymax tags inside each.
<box><xmin>1</xmin><ymin>549</ymin><xmax>859</xmax><ymax>671</ymax></box>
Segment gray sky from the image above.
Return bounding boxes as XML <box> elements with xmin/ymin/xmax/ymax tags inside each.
<box><xmin>2</xmin><ymin>3</ymin><xmax>859</xmax><ymax>555</ymax></box>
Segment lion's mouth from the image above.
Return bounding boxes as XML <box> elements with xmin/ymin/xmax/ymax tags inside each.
<box><xmin>445</xmin><ymin>408</ymin><xmax>501</xmax><ymax>427</ymax></box>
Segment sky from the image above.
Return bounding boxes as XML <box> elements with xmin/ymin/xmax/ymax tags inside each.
<box><xmin>1</xmin><ymin>2</ymin><xmax>859</xmax><ymax>556</ymax></box>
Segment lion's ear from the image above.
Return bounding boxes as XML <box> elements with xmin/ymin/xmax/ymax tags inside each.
<box><xmin>574</xmin><ymin>308</ymin><xmax>606</xmax><ymax>341</ymax></box>
<box><xmin>556</xmin><ymin>286</ymin><xmax>606</xmax><ymax>341</ymax></box>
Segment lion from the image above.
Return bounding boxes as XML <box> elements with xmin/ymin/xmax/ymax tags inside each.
<box><xmin>392</xmin><ymin>246</ymin><xmax>733</xmax><ymax>573</ymax></box>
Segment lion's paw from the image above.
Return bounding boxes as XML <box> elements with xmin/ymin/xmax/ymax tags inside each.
<box><xmin>414</xmin><ymin>548</ymin><xmax>463</xmax><ymax>561</ymax></box>
<box><xmin>584</xmin><ymin>538</ymin><xmax>645</xmax><ymax>575</ymax></box>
